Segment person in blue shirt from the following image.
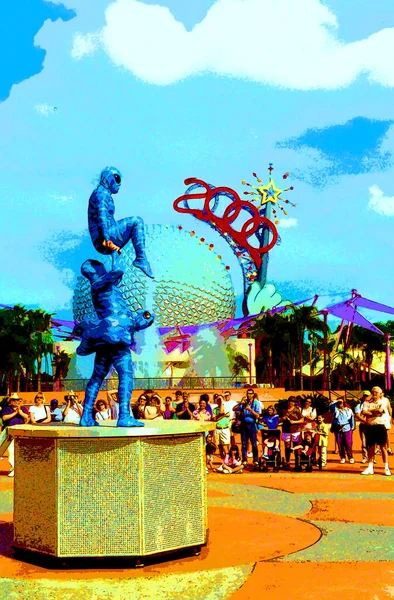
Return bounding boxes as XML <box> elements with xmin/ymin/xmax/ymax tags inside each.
<box><xmin>49</xmin><ymin>399</ymin><xmax>64</xmax><ymax>422</ymax></box>
<box><xmin>234</xmin><ymin>388</ymin><xmax>261</xmax><ymax>466</ymax></box>
<box><xmin>262</xmin><ymin>405</ymin><xmax>279</xmax><ymax>430</ymax></box>
<box><xmin>330</xmin><ymin>397</ymin><xmax>355</xmax><ymax>464</ymax></box>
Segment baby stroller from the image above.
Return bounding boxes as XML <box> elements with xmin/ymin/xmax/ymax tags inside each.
<box><xmin>294</xmin><ymin>431</ymin><xmax>322</xmax><ymax>472</ymax></box>
<box><xmin>259</xmin><ymin>429</ymin><xmax>281</xmax><ymax>472</ymax></box>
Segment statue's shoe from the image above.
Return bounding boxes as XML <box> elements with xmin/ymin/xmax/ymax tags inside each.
<box><xmin>117</xmin><ymin>416</ymin><xmax>145</xmax><ymax>427</ymax></box>
<box><xmin>133</xmin><ymin>256</ymin><xmax>154</xmax><ymax>279</ymax></box>
<box><xmin>80</xmin><ymin>413</ymin><xmax>97</xmax><ymax>427</ymax></box>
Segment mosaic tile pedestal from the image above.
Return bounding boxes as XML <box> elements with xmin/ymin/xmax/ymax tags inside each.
<box><xmin>8</xmin><ymin>421</ymin><xmax>211</xmax><ymax>560</ymax></box>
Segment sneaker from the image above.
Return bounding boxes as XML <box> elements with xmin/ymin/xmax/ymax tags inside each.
<box><xmin>8</xmin><ymin>470</ymin><xmax>14</xmax><ymax>477</ymax></box>
<box><xmin>375</xmin><ymin>448</ymin><xmax>381</xmax><ymax>455</ymax></box>
<box><xmin>388</xmin><ymin>448</ymin><xmax>393</xmax><ymax>456</ymax></box>
<box><xmin>253</xmin><ymin>461</ymin><xmax>259</xmax><ymax>467</ymax></box>
<box><xmin>340</xmin><ymin>458</ymin><xmax>346</xmax><ymax>464</ymax></box>
<box><xmin>247</xmin><ymin>452</ymin><xmax>253</xmax><ymax>458</ymax></box>
<box><xmin>361</xmin><ymin>467</ymin><xmax>374</xmax><ymax>475</ymax></box>
<box><xmin>362</xmin><ymin>458</ymin><xmax>367</xmax><ymax>464</ymax></box>
<box><xmin>349</xmin><ymin>458</ymin><xmax>355</xmax><ymax>464</ymax></box>
<box><xmin>384</xmin><ymin>467</ymin><xmax>391</xmax><ymax>476</ymax></box>
<box><xmin>206</xmin><ymin>467</ymin><xmax>209</xmax><ymax>474</ymax></box>
<box><xmin>374</xmin><ymin>459</ymin><xmax>377</xmax><ymax>464</ymax></box>
<box><xmin>262</xmin><ymin>453</ymin><xmax>269</xmax><ymax>460</ymax></box>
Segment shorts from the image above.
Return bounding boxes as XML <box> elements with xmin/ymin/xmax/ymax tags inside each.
<box><xmin>365</xmin><ymin>425</ymin><xmax>388</xmax><ymax>448</ymax></box>
<box><xmin>217</xmin><ymin>427</ymin><xmax>231</xmax><ymax>445</ymax></box>
<box><xmin>281</xmin><ymin>432</ymin><xmax>301</xmax><ymax>444</ymax></box>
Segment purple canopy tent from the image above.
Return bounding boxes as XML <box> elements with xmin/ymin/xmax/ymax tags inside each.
<box><xmin>324</xmin><ymin>289</ymin><xmax>394</xmax><ymax>390</ymax></box>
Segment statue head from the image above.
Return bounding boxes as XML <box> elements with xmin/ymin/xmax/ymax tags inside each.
<box><xmin>81</xmin><ymin>259</ymin><xmax>107</xmax><ymax>283</ymax></box>
<box><xmin>100</xmin><ymin>166</ymin><xmax>122</xmax><ymax>194</ymax></box>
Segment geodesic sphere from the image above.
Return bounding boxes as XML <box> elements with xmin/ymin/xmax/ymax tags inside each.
<box><xmin>73</xmin><ymin>226</ymin><xmax>236</xmax><ymax>327</ymax></box>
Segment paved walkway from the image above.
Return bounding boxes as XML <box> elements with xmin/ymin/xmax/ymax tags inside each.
<box><xmin>1</xmin><ymin>435</ymin><xmax>393</xmax><ymax>599</ymax></box>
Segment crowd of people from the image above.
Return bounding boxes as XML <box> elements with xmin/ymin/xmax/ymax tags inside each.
<box><xmin>1</xmin><ymin>386</ymin><xmax>392</xmax><ymax>478</ymax></box>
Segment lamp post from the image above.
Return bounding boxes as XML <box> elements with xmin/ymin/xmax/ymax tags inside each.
<box><xmin>248</xmin><ymin>343</ymin><xmax>253</xmax><ymax>385</ymax></box>
<box><xmin>321</xmin><ymin>309</ymin><xmax>328</xmax><ymax>391</ymax></box>
<box><xmin>385</xmin><ymin>333</ymin><xmax>391</xmax><ymax>391</ymax></box>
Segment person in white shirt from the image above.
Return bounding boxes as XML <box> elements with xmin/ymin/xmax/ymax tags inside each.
<box><xmin>29</xmin><ymin>393</ymin><xmax>51</xmax><ymax>425</ymax></box>
<box><xmin>301</xmin><ymin>399</ymin><xmax>317</xmax><ymax>431</ymax></box>
<box><xmin>223</xmin><ymin>390</ymin><xmax>240</xmax><ymax>446</ymax></box>
<box><xmin>379</xmin><ymin>389</ymin><xmax>393</xmax><ymax>455</ymax></box>
<box><xmin>360</xmin><ymin>386</ymin><xmax>391</xmax><ymax>476</ymax></box>
<box><xmin>107</xmin><ymin>390</ymin><xmax>119</xmax><ymax>420</ymax></box>
<box><xmin>94</xmin><ymin>398</ymin><xmax>112</xmax><ymax>422</ymax></box>
<box><xmin>62</xmin><ymin>392</ymin><xmax>83</xmax><ymax>424</ymax></box>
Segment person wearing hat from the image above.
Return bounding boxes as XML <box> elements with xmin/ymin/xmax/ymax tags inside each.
<box><xmin>49</xmin><ymin>399</ymin><xmax>64</xmax><ymax>422</ymax></box>
<box><xmin>1</xmin><ymin>393</ymin><xmax>29</xmax><ymax>477</ymax></box>
<box><xmin>354</xmin><ymin>391</ymin><xmax>371</xmax><ymax>463</ymax></box>
<box><xmin>62</xmin><ymin>391</ymin><xmax>83</xmax><ymax>424</ymax></box>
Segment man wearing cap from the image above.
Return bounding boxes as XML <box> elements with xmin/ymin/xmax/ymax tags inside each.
<box><xmin>1</xmin><ymin>393</ymin><xmax>29</xmax><ymax>477</ymax></box>
<box><xmin>354</xmin><ymin>391</ymin><xmax>371</xmax><ymax>464</ymax></box>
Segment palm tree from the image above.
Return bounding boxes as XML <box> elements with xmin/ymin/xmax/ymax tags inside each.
<box><xmin>250</xmin><ymin>311</ymin><xmax>295</xmax><ymax>387</ymax></box>
<box><xmin>27</xmin><ymin>309</ymin><xmax>54</xmax><ymax>392</ymax></box>
<box><xmin>347</xmin><ymin>325</ymin><xmax>385</xmax><ymax>382</ymax></box>
<box><xmin>53</xmin><ymin>349</ymin><xmax>72</xmax><ymax>390</ymax></box>
<box><xmin>0</xmin><ymin>304</ymin><xmax>34</xmax><ymax>393</ymax></box>
<box><xmin>288</xmin><ymin>306</ymin><xmax>328</xmax><ymax>391</ymax></box>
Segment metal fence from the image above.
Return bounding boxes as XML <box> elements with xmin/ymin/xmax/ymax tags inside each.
<box><xmin>60</xmin><ymin>376</ymin><xmax>262</xmax><ymax>392</ymax></box>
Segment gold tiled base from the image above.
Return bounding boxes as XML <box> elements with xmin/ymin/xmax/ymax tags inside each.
<box><xmin>13</xmin><ymin>429</ymin><xmax>207</xmax><ymax>558</ymax></box>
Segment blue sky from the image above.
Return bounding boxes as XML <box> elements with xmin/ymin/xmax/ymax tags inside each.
<box><xmin>1</xmin><ymin>0</ymin><xmax>394</xmax><ymax>324</ymax></box>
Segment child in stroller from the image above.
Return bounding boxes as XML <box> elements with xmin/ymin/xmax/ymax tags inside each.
<box><xmin>293</xmin><ymin>430</ymin><xmax>321</xmax><ymax>472</ymax></box>
<box><xmin>259</xmin><ymin>429</ymin><xmax>281</xmax><ymax>472</ymax></box>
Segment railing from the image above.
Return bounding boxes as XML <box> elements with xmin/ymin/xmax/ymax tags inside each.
<box><xmin>60</xmin><ymin>377</ymin><xmax>261</xmax><ymax>392</ymax></box>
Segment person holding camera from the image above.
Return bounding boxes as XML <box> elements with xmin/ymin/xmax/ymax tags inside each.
<box><xmin>62</xmin><ymin>391</ymin><xmax>84</xmax><ymax>424</ymax></box>
<box><xmin>234</xmin><ymin>388</ymin><xmax>261</xmax><ymax>466</ymax></box>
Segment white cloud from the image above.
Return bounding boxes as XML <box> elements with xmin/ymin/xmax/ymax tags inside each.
<box><xmin>368</xmin><ymin>185</ymin><xmax>394</xmax><ymax>216</ymax></box>
<box><xmin>71</xmin><ymin>32</ymin><xmax>101</xmax><ymax>59</ymax></box>
<box><xmin>50</xmin><ymin>194</ymin><xmax>75</xmax><ymax>204</ymax></box>
<box><xmin>277</xmin><ymin>218</ymin><xmax>297</xmax><ymax>228</ymax></box>
<box><xmin>35</xmin><ymin>103</ymin><xmax>57</xmax><ymax>116</ymax></box>
<box><xmin>71</xmin><ymin>0</ymin><xmax>394</xmax><ymax>89</ymax></box>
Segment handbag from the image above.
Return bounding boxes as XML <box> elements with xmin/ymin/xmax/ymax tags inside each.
<box><xmin>36</xmin><ymin>406</ymin><xmax>50</xmax><ymax>424</ymax></box>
